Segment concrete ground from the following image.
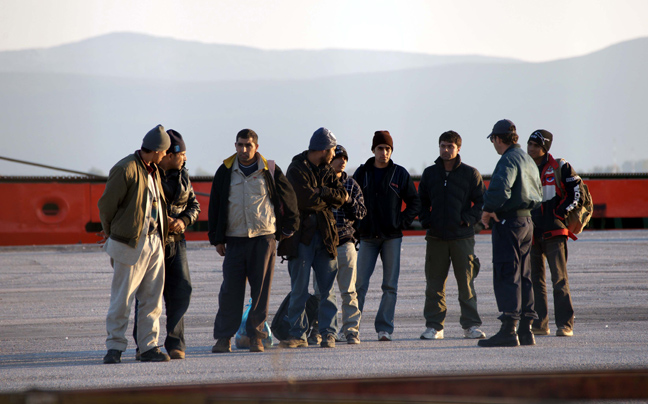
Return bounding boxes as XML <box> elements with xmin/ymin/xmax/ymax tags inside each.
<box><xmin>1</xmin><ymin>230</ymin><xmax>647</xmax><ymax>393</ymax></box>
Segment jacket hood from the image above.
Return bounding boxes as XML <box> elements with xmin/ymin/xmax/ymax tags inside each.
<box><xmin>223</xmin><ymin>152</ymin><xmax>270</xmax><ymax>170</ymax></box>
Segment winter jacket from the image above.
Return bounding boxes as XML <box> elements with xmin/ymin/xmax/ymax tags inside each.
<box><xmin>207</xmin><ymin>153</ymin><xmax>299</xmax><ymax>246</ymax></box>
<box><xmin>531</xmin><ymin>153</ymin><xmax>583</xmax><ymax>240</ymax></box>
<box><xmin>419</xmin><ymin>155</ymin><xmax>484</xmax><ymax>240</ymax></box>
<box><xmin>353</xmin><ymin>157</ymin><xmax>421</xmax><ymax>239</ymax></box>
<box><xmin>161</xmin><ymin>165</ymin><xmax>200</xmax><ymax>241</ymax></box>
<box><xmin>98</xmin><ymin>152</ymin><xmax>168</xmax><ymax>248</ymax></box>
<box><xmin>283</xmin><ymin>151</ymin><xmax>348</xmax><ymax>258</ymax></box>
<box><xmin>333</xmin><ymin>172</ymin><xmax>366</xmax><ymax>244</ymax></box>
<box><xmin>483</xmin><ymin>143</ymin><xmax>542</xmax><ymax>218</ymax></box>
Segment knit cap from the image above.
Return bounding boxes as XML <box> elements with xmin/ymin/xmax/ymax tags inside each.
<box><xmin>142</xmin><ymin>124</ymin><xmax>171</xmax><ymax>152</ymax></box>
<box><xmin>528</xmin><ymin>129</ymin><xmax>553</xmax><ymax>153</ymax></box>
<box><xmin>372</xmin><ymin>130</ymin><xmax>393</xmax><ymax>151</ymax></box>
<box><xmin>309</xmin><ymin>127</ymin><xmax>337</xmax><ymax>151</ymax></box>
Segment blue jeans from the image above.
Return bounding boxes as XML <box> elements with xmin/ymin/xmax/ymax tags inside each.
<box><xmin>356</xmin><ymin>237</ymin><xmax>402</xmax><ymax>334</ymax></box>
<box><xmin>286</xmin><ymin>232</ymin><xmax>339</xmax><ymax>339</ymax></box>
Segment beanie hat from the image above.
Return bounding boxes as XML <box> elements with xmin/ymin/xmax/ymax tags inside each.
<box><xmin>372</xmin><ymin>130</ymin><xmax>393</xmax><ymax>151</ymax></box>
<box><xmin>333</xmin><ymin>144</ymin><xmax>348</xmax><ymax>161</ymax></box>
<box><xmin>528</xmin><ymin>129</ymin><xmax>553</xmax><ymax>153</ymax></box>
<box><xmin>487</xmin><ymin>119</ymin><xmax>516</xmax><ymax>139</ymax></box>
<box><xmin>309</xmin><ymin>127</ymin><xmax>337</xmax><ymax>151</ymax></box>
<box><xmin>142</xmin><ymin>124</ymin><xmax>171</xmax><ymax>152</ymax></box>
<box><xmin>166</xmin><ymin>129</ymin><xmax>186</xmax><ymax>153</ymax></box>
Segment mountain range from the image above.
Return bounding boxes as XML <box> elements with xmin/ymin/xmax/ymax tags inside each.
<box><xmin>1</xmin><ymin>32</ymin><xmax>646</xmax><ymax>176</ymax></box>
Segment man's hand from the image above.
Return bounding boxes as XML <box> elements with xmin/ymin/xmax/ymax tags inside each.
<box><xmin>481</xmin><ymin>211</ymin><xmax>499</xmax><ymax>229</ymax></box>
<box><xmin>168</xmin><ymin>217</ymin><xmax>186</xmax><ymax>233</ymax></box>
<box><xmin>216</xmin><ymin>244</ymin><xmax>226</xmax><ymax>257</ymax></box>
<box><xmin>96</xmin><ymin>230</ymin><xmax>108</xmax><ymax>244</ymax></box>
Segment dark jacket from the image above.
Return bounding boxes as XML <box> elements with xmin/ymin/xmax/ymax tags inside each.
<box><xmin>207</xmin><ymin>153</ymin><xmax>299</xmax><ymax>246</ymax></box>
<box><xmin>333</xmin><ymin>172</ymin><xmax>366</xmax><ymax>244</ymax></box>
<box><xmin>483</xmin><ymin>144</ymin><xmax>542</xmax><ymax>218</ymax></box>
<box><xmin>353</xmin><ymin>157</ymin><xmax>421</xmax><ymax>239</ymax></box>
<box><xmin>531</xmin><ymin>153</ymin><xmax>583</xmax><ymax>240</ymax></box>
<box><xmin>419</xmin><ymin>155</ymin><xmax>484</xmax><ymax>240</ymax></box>
<box><xmin>283</xmin><ymin>151</ymin><xmax>348</xmax><ymax>258</ymax></box>
<box><xmin>161</xmin><ymin>165</ymin><xmax>201</xmax><ymax>241</ymax></box>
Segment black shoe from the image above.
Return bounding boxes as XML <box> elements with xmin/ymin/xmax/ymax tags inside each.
<box><xmin>103</xmin><ymin>349</ymin><xmax>122</xmax><ymax>364</ymax></box>
<box><xmin>518</xmin><ymin>318</ymin><xmax>536</xmax><ymax>346</ymax></box>
<box><xmin>307</xmin><ymin>331</ymin><xmax>322</xmax><ymax>346</ymax></box>
<box><xmin>320</xmin><ymin>334</ymin><xmax>336</xmax><ymax>348</ymax></box>
<box><xmin>211</xmin><ymin>338</ymin><xmax>232</xmax><ymax>353</ymax></box>
<box><xmin>478</xmin><ymin>318</ymin><xmax>519</xmax><ymax>348</ymax></box>
<box><xmin>140</xmin><ymin>347</ymin><xmax>170</xmax><ymax>362</ymax></box>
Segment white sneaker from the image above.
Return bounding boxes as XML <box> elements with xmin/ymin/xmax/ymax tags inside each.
<box><xmin>463</xmin><ymin>326</ymin><xmax>486</xmax><ymax>339</ymax></box>
<box><xmin>420</xmin><ymin>328</ymin><xmax>444</xmax><ymax>340</ymax></box>
<box><xmin>377</xmin><ymin>331</ymin><xmax>392</xmax><ymax>341</ymax></box>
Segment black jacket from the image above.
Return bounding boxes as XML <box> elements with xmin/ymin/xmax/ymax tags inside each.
<box><xmin>353</xmin><ymin>157</ymin><xmax>421</xmax><ymax>239</ymax></box>
<box><xmin>161</xmin><ymin>165</ymin><xmax>201</xmax><ymax>240</ymax></box>
<box><xmin>207</xmin><ymin>154</ymin><xmax>299</xmax><ymax>246</ymax></box>
<box><xmin>419</xmin><ymin>155</ymin><xmax>484</xmax><ymax>240</ymax></box>
<box><xmin>283</xmin><ymin>151</ymin><xmax>347</xmax><ymax>258</ymax></box>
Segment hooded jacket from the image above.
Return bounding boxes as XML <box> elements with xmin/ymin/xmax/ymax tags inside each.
<box><xmin>161</xmin><ymin>165</ymin><xmax>201</xmax><ymax>241</ymax></box>
<box><xmin>207</xmin><ymin>153</ymin><xmax>299</xmax><ymax>246</ymax></box>
<box><xmin>353</xmin><ymin>157</ymin><xmax>421</xmax><ymax>239</ymax></box>
<box><xmin>419</xmin><ymin>155</ymin><xmax>484</xmax><ymax>240</ymax></box>
<box><xmin>283</xmin><ymin>151</ymin><xmax>347</xmax><ymax>258</ymax></box>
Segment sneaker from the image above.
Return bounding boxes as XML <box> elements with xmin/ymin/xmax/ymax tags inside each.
<box><xmin>279</xmin><ymin>338</ymin><xmax>308</xmax><ymax>348</ymax></box>
<box><xmin>463</xmin><ymin>326</ymin><xmax>486</xmax><ymax>339</ymax></box>
<box><xmin>140</xmin><ymin>347</ymin><xmax>170</xmax><ymax>362</ymax></box>
<box><xmin>532</xmin><ymin>327</ymin><xmax>551</xmax><ymax>335</ymax></box>
<box><xmin>377</xmin><ymin>331</ymin><xmax>392</xmax><ymax>341</ymax></box>
<box><xmin>249</xmin><ymin>338</ymin><xmax>264</xmax><ymax>352</ymax></box>
<box><xmin>135</xmin><ymin>348</ymin><xmax>140</xmax><ymax>361</ymax></box>
<box><xmin>211</xmin><ymin>338</ymin><xmax>232</xmax><ymax>353</ymax></box>
<box><xmin>420</xmin><ymin>328</ymin><xmax>444</xmax><ymax>340</ymax></box>
<box><xmin>307</xmin><ymin>332</ymin><xmax>321</xmax><ymax>346</ymax></box>
<box><xmin>320</xmin><ymin>334</ymin><xmax>336</xmax><ymax>348</ymax></box>
<box><xmin>556</xmin><ymin>327</ymin><xmax>574</xmax><ymax>337</ymax></box>
<box><xmin>168</xmin><ymin>349</ymin><xmax>185</xmax><ymax>359</ymax></box>
<box><xmin>103</xmin><ymin>349</ymin><xmax>122</xmax><ymax>364</ymax></box>
<box><xmin>346</xmin><ymin>334</ymin><xmax>360</xmax><ymax>345</ymax></box>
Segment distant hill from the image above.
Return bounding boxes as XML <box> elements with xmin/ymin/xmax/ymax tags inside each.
<box><xmin>0</xmin><ymin>33</ymin><xmax>646</xmax><ymax>176</ymax></box>
<box><xmin>0</xmin><ymin>32</ymin><xmax>520</xmax><ymax>82</ymax></box>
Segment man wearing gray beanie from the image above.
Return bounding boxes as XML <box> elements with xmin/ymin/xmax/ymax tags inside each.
<box><xmin>280</xmin><ymin>127</ymin><xmax>348</xmax><ymax>349</ymax></box>
<box><xmin>98</xmin><ymin>124</ymin><xmax>172</xmax><ymax>363</ymax></box>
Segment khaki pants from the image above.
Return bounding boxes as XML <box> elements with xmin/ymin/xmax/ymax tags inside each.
<box><xmin>106</xmin><ymin>233</ymin><xmax>165</xmax><ymax>352</ymax></box>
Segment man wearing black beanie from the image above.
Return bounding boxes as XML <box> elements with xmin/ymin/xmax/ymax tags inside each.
<box><xmin>527</xmin><ymin>129</ymin><xmax>580</xmax><ymax>338</ymax></box>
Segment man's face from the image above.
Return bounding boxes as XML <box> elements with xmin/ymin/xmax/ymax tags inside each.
<box><xmin>235</xmin><ymin>138</ymin><xmax>259</xmax><ymax>165</ymax></box>
<box><xmin>373</xmin><ymin>144</ymin><xmax>392</xmax><ymax>166</ymax></box>
<box><xmin>330</xmin><ymin>156</ymin><xmax>347</xmax><ymax>175</ymax></box>
<box><xmin>490</xmin><ymin>136</ymin><xmax>508</xmax><ymax>155</ymax></box>
<box><xmin>153</xmin><ymin>150</ymin><xmax>167</xmax><ymax>164</ymax></box>
<box><xmin>321</xmin><ymin>147</ymin><xmax>336</xmax><ymax>165</ymax></box>
<box><xmin>526</xmin><ymin>141</ymin><xmax>546</xmax><ymax>160</ymax></box>
<box><xmin>161</xmin><ymin>151</ymin><xmax>186</xmax><ymax>171</ymax></box>
<box><xmin>439</xmin><ymin>141</ymin><xmax>460</xmax><ymax>161</ymax></box>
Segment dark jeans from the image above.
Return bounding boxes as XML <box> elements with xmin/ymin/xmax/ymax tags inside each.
<box><xmin>213</xmin><ymin>235</ymin><xmax>276</xmax><ymax>341</ymax></box>
<box><xmin>531</xmin><ymin>236</ymin><xmax>574</xmax><ymax>330</ymax></box>
<box><xmin>491</xmin><ymin>217</ymin><xmax>537</xmax><ymax>321</ymax></box>
<box><xmin>133</xmin><ymin>239</ymin><xmax>192</xmax><ymax>352</ymax></box>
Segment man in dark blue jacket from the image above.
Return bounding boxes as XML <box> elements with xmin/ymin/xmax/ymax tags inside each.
<box><xmin>479</xmin><ymin>119</ymin><xmax>542</xmax><ymax>348</ymax></box>
<box><xmin>353</xmin><ymin>130</ymin><xmax>421</xmax><ymax>341</ymax></box>
<box><xmin>418</xmin><ymin>131</ymin><xmax>486</xmax><ymax>341</ymax></box>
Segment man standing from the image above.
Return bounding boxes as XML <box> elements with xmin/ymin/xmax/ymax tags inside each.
<box><xmin>313</xmin><ymin>145</ymin><xmax>366</xmax><ymax>344</ymax></box>
<box><xmin>281</xmin><ymin>127</ymin><xmax>348</xmax><ymax>349</ymax></box>
<box><xmin>479</xmin><ymin>119</ymin><xmax>542</xmax><ymax>348</ymax></box>
<box><xmin>134</xmin><ymin>129</ymin><xmax>201</xmax><ymax>360</ymax></box>
<box><xmin>418</xmin><ymin>131</ymin><xmax>486</xmax><ymax>340</ymax></box>
<box><xmin>99</xmin><ymin>124</ymin><xmax>171</xmax><ymax>363</ymax></box>
<box><xmin>354</xmin><ymin>130</ymin><xmax>421</xmax><ymax>341</ymax></box>
<box><xmin>527</xmin><ymin>129</ymin><xmax>578</xmax><ymax>337</ymax></box>
<box><xmin>208</xmin><ymin>129</ymin><xmax>299</xmax><ymax>353</ymax></box>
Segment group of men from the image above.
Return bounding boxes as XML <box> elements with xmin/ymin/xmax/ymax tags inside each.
<box><xmin>98</xmin><ymin>118</ymin><xmax>583</xmax><ymax>362</ymax></box>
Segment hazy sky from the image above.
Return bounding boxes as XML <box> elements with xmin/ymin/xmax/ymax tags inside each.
<box><xmin>2</xmin><ymin>0</ymin><xmax>648</xmax><ymax>61</ymax></box>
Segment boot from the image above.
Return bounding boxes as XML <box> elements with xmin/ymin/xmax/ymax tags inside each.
<box><xmin>518</xmin><ymin>317</ymin><xmax>536</xmax><ymax>346</ymax></box>
<box><xmin>478</xmin><ymin>318</ymin><xmax>519</xmax><ymax>347</ymax></box>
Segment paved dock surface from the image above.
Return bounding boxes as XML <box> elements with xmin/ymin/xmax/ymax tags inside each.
<box><xmin>1</xmin><ymin>230</ymin><xmax>647</xmax><ymax>393</ymax></box>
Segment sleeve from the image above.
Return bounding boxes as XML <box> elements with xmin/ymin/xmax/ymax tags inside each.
<box><xmin>342</xmin><ymin>178</ymin><xmax>367</xmax><ymax>221</ymax></box>
<box><xmin>462</xmin><ymin>169</ymin><xmax>485</xmax><ymax>226</ymax></box>
<box><xmin>556</xmin><ymin>161</ymin><xmax>582</xmax><ymax>218</ymax></box>
<box><xmin>287</xmin><ymin>164</ymin><xmax>346</xmax><ymax>212</ymax></box>
<box><xmin>483</xmin><ymin>158</ymin><xmax>516</xmax><ymax>212</ymax></box>
<box><xmin>417</xmin><ymin>169</ymin><xmax>432</xmax><ymax>229</ymax></box>
<box><xmin>97</xmin><ymin>165</ymin><xmax>128</xmax><ymax>237</ymax></box>
<box><xmin>178</xmin><ymin>179</ymin><xmax>201</xmax><ymax>227</ymax></box>
<box><xmin>399</xmin><ymin>170</ymin><xmax>422</xmax><ymax>229</ymax></box>
<box><xmin>273</xmin><ymin>165</ymin><xmax>300</xmax><ymax>234</ymax></box>
<box><xmin>207</xmin><ymin>165</ymin><xmax>226</xmax><ymax>245</ymax></box>
<box><xmin>320</xmin><ymin>168</ymin><xmax>348</xmax><ymax>209</ymax></box>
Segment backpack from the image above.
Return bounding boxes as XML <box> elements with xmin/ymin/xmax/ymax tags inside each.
<box><xmin>554</xmin><ymin>159</ymin><xmax>593</xmax><ymax>235</ymax></box>
<box><xmin>270</xmin><ymin>292</ymin><xmax>320</xmax><ymax>341</ymax></box>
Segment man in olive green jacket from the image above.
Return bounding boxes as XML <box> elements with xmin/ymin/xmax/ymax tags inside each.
<box><xmin>98</xmin><ymin>124</ymin><xmax>172</xmax><ymax>364</ymax></box>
